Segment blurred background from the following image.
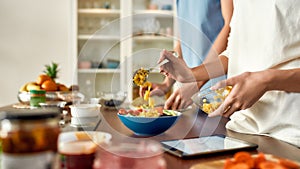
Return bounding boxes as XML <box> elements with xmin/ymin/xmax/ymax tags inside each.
<box><xmin>0</xmin><ymin>0</ymin><xmax>175</xmax><ymax>106</ymax></box>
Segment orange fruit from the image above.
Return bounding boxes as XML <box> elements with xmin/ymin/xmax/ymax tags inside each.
<box><xmin>57</xmin><ymin>83</ymin><xmax>69</xmax><ymax>91</ymax></box>
<box><xmin>41</xmin><ymin>80</ymin><xmax>57</xmax><ymax>91</ymax></box>
<box><xmin>37</xmin><ymin>74</ymin><xmax>52</xmax><ymax>85</ymax></box>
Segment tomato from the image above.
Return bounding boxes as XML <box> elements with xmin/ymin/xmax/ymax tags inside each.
<box><xmin>259</xmin><ymin>161</ymin><xmax>286</xmax><ymax>169</ymax></box>
<box><xmin>279</xmin><ymin>158</ymin><xmax>299</xmax><ymax>169</ymax></box>
<box><xmin>254</xmin><ymin>152</ymin><xmax>266</xmax><ymax>168</ymax></box>
<box><xmin>233</xmin><ymin>151</ymin><xmax>255</xmax><ymax>168</ymax></box>
<box><xmin>118</xmin><ymin>109</ymin><xmax>128</xmax><ymax>115</ymax></box>
<box><xmin>229</xmin><ymin>163</ymin><xmax>250</xmax><ymax>169</ymax></box>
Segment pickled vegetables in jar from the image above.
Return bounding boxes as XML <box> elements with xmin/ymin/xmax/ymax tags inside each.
<box><xmin>0</xmin><ymin>107</ymin><xmax>60</xmax><ymax>169</ymax></box>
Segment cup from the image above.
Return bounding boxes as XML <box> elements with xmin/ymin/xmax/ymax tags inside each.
<box><xmin>93</xmin><ymin>140</ymin><xmax>166</xmax><ymax>169</ymax></box>
<box><xmin>58</xmin><ymin>131</ymin><xmax>112</xmax><ymax>169</ymax></box>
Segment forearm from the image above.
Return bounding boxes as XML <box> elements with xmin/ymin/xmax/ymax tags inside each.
<box><xmin>265</xmin><ymin>68</ymin><xmax>300</xmax><ymax>92</ymax></box>
<box><xmin>204</xmin><ymin>0</ymin><xmax>233</xmax><ymax>64</ymax></box>
<box><xmin>191</xmin><ymin>55</ymin><xmax>228</xmax><ymax>82</ymax></box>
<box><xmin>204</xmin><ymin>25</ymin><xmax>230</xmax><ymax>64</ymax></box>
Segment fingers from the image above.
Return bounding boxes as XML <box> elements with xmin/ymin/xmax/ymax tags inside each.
<box><xmin>159</xmin><ymin>50</ymin><xmax>178</xmax><ymax>78</ymax></box>
<box><xmin>211</xmin><ymin>79</ymin><xmax>229</xmax><ymax>90</ymax></box>
<box><xmin>165</xmin><ymin>92</ymin><xmax>182</xmax><ymax>110</ymax></box>
<box><xmin>158</xmin><ymin>49</ymin><xmax>167</xmax><ymax>63</ymax></box>
<box><xmin>160</xmin><ymin>70</ymin><xmax>169</xmax><ymax>77</ymax></box>
<box><xmin>158</xmin><ymin>49</ymin><xmax>176</xmax><ymax>63</ymax></box>
<box><xmin>179</xmin><ymin>99</ymin><xmax>193</xmax><ymax>110</ymax></box>
<box><xmin>208</xmin><ymin>97</ymin><xmax>242</xmax><ymax>118</ymax></box>
<box><xmin>172</xmin><ymin>96</ymin><xmax>181</xmax><ymax>110</ymax></box>
<box><xmin>139</xmin><ymin>86</ymin><xmax>146</xmax><ymax>97</ymax></box>
<box><xmin>164</xmin><ymin>92</ymin><xmax>193</xmax><ymax>110</ymax></box>
<box><xmin>164</xmin><ymin>92</ymin><xmax>176</xmax><ymax>110</ymax></box>
<box><xmin>150</xmin><ymin>89</ymin><xmax>165</xmax><ymax>97</ymax></box>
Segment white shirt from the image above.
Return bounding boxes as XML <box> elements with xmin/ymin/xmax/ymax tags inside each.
<box><xmin>222</xmin><ymin>0</ymin><xmax>300</xmax><ymax>147</ymax></box>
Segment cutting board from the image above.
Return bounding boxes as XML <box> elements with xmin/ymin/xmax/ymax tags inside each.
<box><xmin>190</xmin><ymin>159</ymin><xmax>225</xmax><ymax>169</ymax></box>
<box><xmin>190</xmin><ymin>154</ymin><xmax>300</xmax><ymax>169</ymax></box>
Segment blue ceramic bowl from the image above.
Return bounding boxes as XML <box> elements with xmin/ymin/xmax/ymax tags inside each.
<box><xmin>117</xmin><ymin>112</ymin><xmax>182</xmax><ymax>136</ymax></box>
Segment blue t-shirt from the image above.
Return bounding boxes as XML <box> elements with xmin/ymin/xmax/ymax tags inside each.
<box><xmin>177</xmin><ymin>0</ymin><xmax>224</xmax><ymax>68</ymax></box>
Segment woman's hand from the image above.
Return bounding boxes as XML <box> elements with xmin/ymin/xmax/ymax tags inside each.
<box><xmin>208</xmin><ymin>71</ymin><xmax>269</xmax><ymax>117</ymax></box>
<box><xmin>139</xmin><ymin>82</ymin><xmax>169</xmax><ymax>97</ymax></box>
<box><xmin>139</xmin><ymin>82</ymin><xmax>198</xmax><ymax>110</ymax></box>
<box><xmin>164</xmin><ymin>82</ymin><xmax>199</xmax><ymax>110</ymax></box>
<box><xmin>159</xmin><ymin>49</ymin><xmax>196</xmax><ymax>83</ymax></box>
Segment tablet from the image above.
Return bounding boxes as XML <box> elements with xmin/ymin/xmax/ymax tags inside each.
<box><xmin>161</xmin><ymin>135</ymin><xmax>258</xmax><ymax>158</ymax></box>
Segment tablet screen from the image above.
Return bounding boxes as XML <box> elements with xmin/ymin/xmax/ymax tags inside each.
<box><xmin>161</xmin><ymin>135</ymin><xmax>257</xmax><ymax>157</ymax></box>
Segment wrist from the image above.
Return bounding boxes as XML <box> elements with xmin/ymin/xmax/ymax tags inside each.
<box><xmin>262</xmin><ymin>69</ymin><xmax>277</xmax><ymax>91</ymax></box>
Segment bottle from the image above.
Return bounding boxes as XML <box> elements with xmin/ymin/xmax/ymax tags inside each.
<box><xmin>0</xmin><ymin>107</ymin><xmax>61</xmax><ymax>169</ymax></box>
<box><xmin>30</xmin><ymin>89</ymin><xmax>46</xmax><ymax>107</ymax></box>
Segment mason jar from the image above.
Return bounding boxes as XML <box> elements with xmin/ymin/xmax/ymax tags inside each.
<box><xmin>0</xmin><ymin>107</ymin><xmax>61</xmax><ymax>169</ymax></box>
<box><xmin>30</xmin><ymin>89</ymin><xmax>46</xmax><ymax>107</ymax></box>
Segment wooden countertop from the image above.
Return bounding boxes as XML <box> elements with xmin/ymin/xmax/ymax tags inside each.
<box><xmin>1</xmin><ymin>104</ymin><xmax>300</xmax><ymax>169</ymax></box>
<box><xmin>97</xmin><ymin>105</ymin><xmax>300</xmax><ymax>169</ymax></box>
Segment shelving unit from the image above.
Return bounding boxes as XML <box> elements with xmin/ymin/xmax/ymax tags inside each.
<box><xmin>78</xmin><ymin>9</ymin><xmax>120</xmax><ymax>16</ymax></box>
<box><xmin>78</xmin><ymin>69</ymin><xmax>121</xmax><ymax>74</ymax></box>
<box><xmin>78</xmin><ymin>35</ymin><xmax>120</xmax><ymax>41</ymax></box>
<box><xmin>74</xmin><ymin>0</ymin><xmax>176</xmax><ymax>101</ymax></box>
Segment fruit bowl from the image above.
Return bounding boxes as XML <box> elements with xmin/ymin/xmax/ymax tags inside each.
<box><xmin>18</xmin><ymin>91</ymin><xmax>84</xmax><ymax>104</ymax></box>
<box><xmin>18</xmin><ymin>91</ymin><xmax>59</xmax><ymax>103</ymax></box>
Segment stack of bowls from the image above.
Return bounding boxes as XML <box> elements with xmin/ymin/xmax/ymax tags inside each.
<box><xmin>69</xmin><ymin>104</ymin><xmax>101</xmax><ymax>131</ymax></box>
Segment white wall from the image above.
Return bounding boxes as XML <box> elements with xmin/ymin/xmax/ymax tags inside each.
<box><xmin>0</xmin><ymin>0</ymin><xmax>76</xmax><ymax>106</ymax></box>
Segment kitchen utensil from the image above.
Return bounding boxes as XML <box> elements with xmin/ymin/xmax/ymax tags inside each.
<box><xmin>133</xmin><ymin>51</ymin><xmax>179</xmax><ymax>86</ymax></box>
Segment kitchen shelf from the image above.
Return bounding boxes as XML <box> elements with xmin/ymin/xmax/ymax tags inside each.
<box><xmin>75</xmin><ymin>0</ymin><xmax>175</xmax><ymax>101</ymax></box>
<box><xmin>78</xmin><ymin>9</ymin><xmax>120</xmax><ymax>16</ymax></box>
<box><xmin>133</xmin><ymin>10</ymin><xmax>173</xmax><ymax>18</ymax></box>
<box><xmin>133</xmin><ymin>35</ymin><xmax>173</xmax><ymax>42</ymax></box>
<box><xmin>78</xmin><ymin>35</ymin><xmax>120</xmax><ymax>41</ymax></box>
<box><xmin>78</xmin><ymin>68</ymin><xmax>120</xmax><ymax>73</ymax></box>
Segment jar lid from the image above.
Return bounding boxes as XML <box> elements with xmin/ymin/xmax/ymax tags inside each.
<box><xmin>30</xmin><ymin>89</ymin><xmax>46</xmax><ymax>94</ymax></box>
<box><xmin>0</xmin><ymin>107</ymin><xmax>60</xmax><ymax>120</ymax></box>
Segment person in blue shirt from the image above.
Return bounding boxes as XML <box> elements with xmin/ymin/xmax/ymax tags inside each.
<box><xmin>141</xmin><ymin>0</ymin><xmax>233</xmax><ymax>110</ymax></box>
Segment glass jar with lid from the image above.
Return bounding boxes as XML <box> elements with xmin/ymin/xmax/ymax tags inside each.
<box><xmin>0</xmin><ymin>107</ymin><xmax>61</xmax><ymax>169</ymax></box>
<box><xmin>30</xmin><ymin>89</ymin><xmax>46</xmax><ymax>107</ymax></box>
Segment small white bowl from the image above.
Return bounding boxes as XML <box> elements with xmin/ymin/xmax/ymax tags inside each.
<box><xmin>69</xmin><ymin>104</ymin><xmax>101</xmax><ymax>117</ymax></box>
<box><xmin>71</xmin><ymin>116</ymin><xmax>101</xmax><ymax>126</ymax></box>
<box><xmin>58</xmin><ymin>131</ymin><xmax>112</xmax><ymax>154</ymax></box>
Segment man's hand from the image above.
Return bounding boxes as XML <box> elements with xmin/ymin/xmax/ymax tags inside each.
<box><xmin>208</xmin><ymin>71</ymin><xmax>268</xmax><ymax>117</ymax></box>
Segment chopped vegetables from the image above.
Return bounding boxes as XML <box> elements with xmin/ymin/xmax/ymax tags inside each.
<box><xmin>132</xmin><ymin>68</ymin><xmax>154</xmax><ymax>107</ymax></box>
<box><xmin>201</xmin><ymin>86</ymin><xmax>232</xmax><ymax>114</ymax></box>
<box><xmin>118</xmin><ymin>108</ymin><xmax>179</xmax><ymax>118</ymax></box>
<box><xmin>163</xmin><ymin>109</ymin><xmax>178</xmax><ymax>116</ymax></box>
<box><xmin>224</xmin><ymin>152</ymin><xmax>300</xmax><ymax>169</ymax></box>
<box><xmin>133</xmin><ymin>68</ymin><xmax>149</xmax><ymax>86</ymax></box>
<box><xmin>143</xmin><ymin>81</ymin><xmax>152</xmax><ymax>102</ymax></box>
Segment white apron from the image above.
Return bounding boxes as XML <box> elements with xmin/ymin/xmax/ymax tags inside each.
<box><xmin>223</xmin><ymin>0</ymin><xmax>300</xmax><ymax>147</ymax></box>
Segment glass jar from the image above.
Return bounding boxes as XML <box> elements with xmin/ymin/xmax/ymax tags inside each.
<box><xmin>0</xmin><ymin>107</ymin><xmax>61</xmax><ymax>169</ymax></box>
<box><xmin>93</xmin><ymin>140</ymin><xmax>166</xmax><ymax>169</ymax></box>
<box><xmin>30</xmin><ymin>89</ymin><xmax>46</xmax><ymax>107</ymax></box>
